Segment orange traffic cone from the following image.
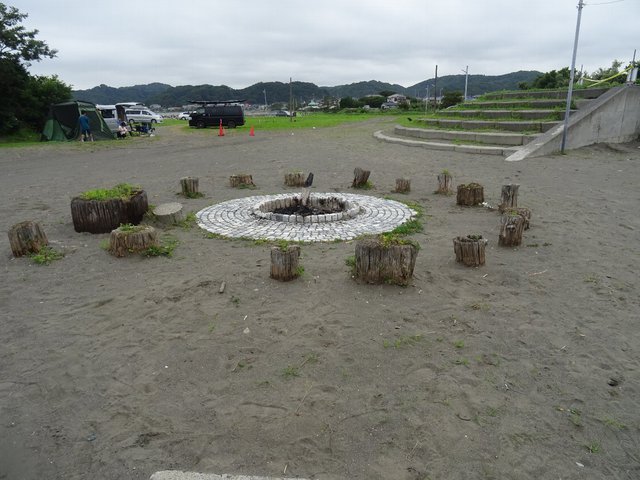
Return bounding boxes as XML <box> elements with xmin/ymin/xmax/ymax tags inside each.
<box><xmin>218</xmin><ymin>119</ymin><xmax>224</xmax><ymax>137</ymax></box>
<box><xmin>249</xmin><ymin>125</ymin><xmax>255</xmax><ymax>136</ymax></box>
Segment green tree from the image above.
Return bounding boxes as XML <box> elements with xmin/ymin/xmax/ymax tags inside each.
<box><xmin>0</xmin><ymin>3</ymin><xmax>66</xmax><ymax>134</ymax></box>
<box><xmin>0</xmin><ymin>3</ymin><xmax>57</xmax><ymax>63</ymax></box>
<box><xmin>440</xmin><ymin>91</ymin><xmax>463</xmax><ymax>108</ymax></box>
<box><xmin>359</xmin><ymin>95</ymin><xmax>385</xmax><ymax>108</ymax></box>
<box><xmin>339</xmin><ymin>96</ymin><xmax>361</xmax><ymax>109</ymax></box>
<box><xmin>20</xmin><ymin>74</ymin><xmax>72</xmax><ymax>129</ymax></box>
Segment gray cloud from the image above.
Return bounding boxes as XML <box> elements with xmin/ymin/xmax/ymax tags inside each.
<box><xmin>11</xmin><ymin>0</ymin><xmax>639</xmax><ymax>89</ymax></box>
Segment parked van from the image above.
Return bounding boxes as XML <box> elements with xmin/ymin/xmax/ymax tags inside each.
<box><xmin>97</xmin><ymin>104</ymin><xmax>129</xmax><ymax>133</ymax></box>
<box><xmin>188</xmin><ymin>101</ymin><xmax>245</xmax><ymax>128</ymax></box>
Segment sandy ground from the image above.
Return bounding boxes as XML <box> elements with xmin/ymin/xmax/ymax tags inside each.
<box><xmin>1</xmin><ymin>120</ymin><xmax>639</xmax><ymax>480</ymax></box>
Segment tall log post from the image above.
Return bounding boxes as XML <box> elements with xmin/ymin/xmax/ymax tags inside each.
<box><xmin>498</xmin><ymin>213</ymin><xmax>525</xmax><ymax>247</ymax></box>
<box><xmin>229</xmin><ymin>174</ymin><xmax>255</xmax><ymax>188</ymax></box>
<box><xmin>284</xmin><ymin>172</ymin><xmax>305</xmax><ymax>187</ymax></box>
<box><xmin>498</xmin><ymin>184</ymin><xmax>520</xmax><ymax>212</ymax></box>
<box><xmin>436</xmin><ymin>173</ymin><xmax>453</xmax><ymax>194</ymax></box>
<box><xmin>354</xmin><ymin>237</ymin><xmax>418</xmax><ymax>286</ymax></box>
<box><xmin>108</xmin><ymin>225</ymin><xmax>159</xmax><ymax>257</ymax></box>
<box><xmin>456</xmin><ymin>183</ymin><xmax>484</xmax><ymax>206</ymax></box>
<box><xmin>395</xmin><ymin>178</ymin><xmax>411</xmax><ymax>193</ymax></box>
<box><xmin>453</xmin><ymin>235</ymin><xmax>487</xmax><ymax>267</ymax></box>
<box><xmin>270</xmin><ymin>245</ymin><xmax>301</xmax><ymax>281</ymax></box>
<box><xmin>180</xmin><ymin>176</ymin><xmax>200</xmax><ymax>197</ymax></box>
<box><xmin>8</xmin><ymin>221</ymin><xmax>48</xmax><ymax>257</ymax></box>
<box><xmin>352</xmin><ymin>167</ymin><xmax>371</xmax><ymax>188</ymax></box>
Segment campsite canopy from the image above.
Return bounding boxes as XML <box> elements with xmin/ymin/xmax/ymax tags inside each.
<box><xmin>41</xmin><ymin>101</ymin><xmax>114</xmax><ymax>141</ymax></box>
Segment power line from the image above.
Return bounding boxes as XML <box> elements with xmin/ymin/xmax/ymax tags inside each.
<box><xmin>585</xmin><ymin>0</ymin><xmax>625</xmax><ymax>5</ymax></box>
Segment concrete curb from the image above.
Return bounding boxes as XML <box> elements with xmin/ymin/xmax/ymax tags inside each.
<box><xmin>150</xmin><ymin>472</ymin><xmax>309</xmax><ymax>480</ymax></box>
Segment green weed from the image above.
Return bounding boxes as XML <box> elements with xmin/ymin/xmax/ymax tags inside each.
<box><xmin>143</xmin><ymin>236</ymin><xmax>178</xmax><ymax>257</ymax></box>
<box><xmin>282</xmin><ymin>365</ymin><xmax>300</xmax><ymax>378</ymax></box>
<box><xmin>79</xmin><ymin>183</ymin><xmax>140</xmax><ymax>201</ymax></box>
<box><xmin>29</xmin><ymin>246</ymin><xmax>64</xmax><ymax>265</ymax></box>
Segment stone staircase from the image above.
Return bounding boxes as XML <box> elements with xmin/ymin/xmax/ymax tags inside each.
<box><xmin>374</xmin><ymin>87</ymin><xmax>609</xmax><ymax>156</ymax></box>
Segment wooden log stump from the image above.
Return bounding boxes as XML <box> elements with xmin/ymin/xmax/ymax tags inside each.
<box><xmin>108</xmin><ymin>225</ymin><xmax>158</xmax><ymax>257</ymax></box>
<box><xmin>352</xmin><ymin>167</ymin><xmax>371</xmax><ymax>188</ymax></box>
<box><xmin>354</xmin><ymin>237</ymin><xmax>418</xmax><ymax>286</ymax></box>
<box><xmin>498</xmin><ymin>184</ymin><xmax>520</xmax><ymax>212</ymax></box>
<box><xmin>395</xmin><ymin>178</ymin><xmax>411</xmax><ymax>193</ymax></box>
<box><xmin>498</xmin><ymin>213</ymin><xmax>525</xmax><ymax>247</ymax></box>
<box><xmin>153</xmin><ymin>202</ymin><xmax>185</xmax><ymax>225</ymax></box>
<box><xmin>270</xmin><ymin>244</ymin><xmax>301</xmax><ymax>281</ymax></box>
<box><xmin>71</xmin><ymin>190</ymin><xmax>148</xmax><ymax>234</ymax></box>
<box><xmin>284</xmin><ymin>172</ymin><xmax>305</xmax><ymax>187</ymax></box>
<box><xmin>304</xmin><ymin>172</ymin><xmax>314</xmax><ymax>187</ymax></box>
<box><xmin>180</xmin><ymin>176</ymin><xmax>200</xmax><ymax>197</ymax></box>
<box><xmin>453</xmin><ymin>235</ymin><xmax>487</xmax><ymax>267</ymax></box>
<box><xmin>436</xmin><ymin>172</ymin><xmax>453</xmax><ymax>194</ymax></box>
<box><xmin>509</xmin><ymin>207</ymin><xmax>532</xmax><ymax>230</ymax></box>
<box><xmin>230</xmin><ymin>174</ymin><xmax>255</xmax><ymax>188</ymax></box>
<box><xmin>8</xmin><ymin>221</ymin><xmax>48</xmax><ymax>257</ymax></box>
<box><xmin>456</xmin><ymin>183</ymin><xmax>484</xmax><ymax>206</ymax></box>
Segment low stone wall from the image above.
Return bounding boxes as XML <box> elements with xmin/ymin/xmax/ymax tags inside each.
<box><xmin>252</xmin><ymin>195</ymin><xmax>361</xmax><ymax>224</ymax></box>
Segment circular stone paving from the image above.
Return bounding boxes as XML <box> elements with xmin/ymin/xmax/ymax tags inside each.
<box><xmin>196</xmin><ymin>193</ymin><xmax>416</xmax><ymax>242</ymax></box>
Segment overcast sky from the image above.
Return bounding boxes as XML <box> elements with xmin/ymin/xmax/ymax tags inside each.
<box><xmin>10</xmin><ymin>0</ymin><xmax>639</xmax><ymax>90</ymax></box>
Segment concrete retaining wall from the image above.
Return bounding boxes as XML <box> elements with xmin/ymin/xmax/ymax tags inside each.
<box><xmin>506</xmin><ymin>84</ymin><xmax>640</xmax><ymax>161</ymax></box>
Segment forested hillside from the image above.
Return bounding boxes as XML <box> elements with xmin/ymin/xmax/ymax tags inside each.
<box><xmin>72</xmin><ymin>71</ymin><xmax>542</xmax><ymax>106</ymax></box>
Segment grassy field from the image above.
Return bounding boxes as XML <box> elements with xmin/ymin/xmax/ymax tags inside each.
<box><xmin>1</xmin><ymin>111</ymin><xmax>409</xmax><ymax>146</ymax></box>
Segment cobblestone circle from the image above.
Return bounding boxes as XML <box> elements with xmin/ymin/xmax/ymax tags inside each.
<box><xmin>196</xmin><ymin>193</ymin><xmax>416</xmax><ymax>242</ymax></box>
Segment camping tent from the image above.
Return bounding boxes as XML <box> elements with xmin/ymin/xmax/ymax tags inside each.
<box><xmin>41</xmin><ymin>100</ymin><xmax>114</xmax><ymax>141</ymax></box>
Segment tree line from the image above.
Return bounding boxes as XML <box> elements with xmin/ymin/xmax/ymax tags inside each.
<box><xmin>0</xmin><ymin>3</ymin><xmax>71</xmax><ymax>136</ymax></box>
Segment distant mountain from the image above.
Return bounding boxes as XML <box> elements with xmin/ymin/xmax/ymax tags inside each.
<box><xmin>72</xmin><ymin>71</ymin><xmax>542</xmax><ymax>107</ymax></box>
<box><xmin>409</xmin><ymin>71</ymin><xmax>542</xmax><ymax>98</ymax></box>
<box><xmin>73</xmin><ymin>82</ymin><xmax>172</xmax><ymax>105</ymax></box>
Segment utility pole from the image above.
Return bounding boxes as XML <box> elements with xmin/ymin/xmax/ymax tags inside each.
<box><xmin>425</xmin><ymin>86</ymin><xmax>429</xmax><ymax>113</ymax></box>
<box><xmin>289</xmin><ymin>77</ymin><xmax>293</xmax><ymax>122</ymax></box>
<box><xmin>462</xmin><ymin>65</ymin><xmax>469</xmax><ymax>100</ymax></box>
<box><xmin>263</xmin><ymin>89</ymin><xmax>267</xmax><ymax>110</ymax></box>
<box><xmin>434</xmin><ymin>65</ymin><xmax>438</xmax><ymax>109</ymax></box>
<box><xmin>561</xmin><ymin>0</ymin><xmax>584</xmax><ymax>154</ymax></box>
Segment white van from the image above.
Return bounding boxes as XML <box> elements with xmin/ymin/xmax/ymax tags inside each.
<box><xmin>96</xmin><ymin>104</ymin><xmax>129</xmax><ymax>132</ymax></box>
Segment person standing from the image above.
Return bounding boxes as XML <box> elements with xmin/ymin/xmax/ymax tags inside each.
<box><xmin>79</xmin><ymin>111</ymin><xmax>93</xmax><ymax>142</ymax></box>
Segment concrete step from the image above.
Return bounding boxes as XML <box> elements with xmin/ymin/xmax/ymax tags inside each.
<box><xmin>374</xmin><ymin>129</ymin><xmax>519</xmax><ymax>156</ymax></box>
<box><xmin>394</xmin><ymin>126</ymin><xmax>539</xmax><ymax>146</ymax></box>
<box><xmin>416</xmin><ymin>118</ymin><xmax>560</xmax><ymax>133</ymax></box>
<box><xmin>482</xmin><ymin>87</ymin><xmax>609</xmax><ymax>100</ymax></box>
<box><xmin>438</xmin><ymin>109</ymin><xmax>571</xmax><ymax>120</ymax></box>
<box><xmin>150</xmin><ymin>472</ymin><xmax>309</xmax><ymax>480</ymax></box>
<box><xmin>459</xmin><ymin>99</ymin><xmax>566</xmax><ymax>109</ymax></box>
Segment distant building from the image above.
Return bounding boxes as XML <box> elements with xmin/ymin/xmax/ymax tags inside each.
<box><xmin>387</xmin><ymin>94</ymin><xmax>409</xmax><ymax>105</ymax></box>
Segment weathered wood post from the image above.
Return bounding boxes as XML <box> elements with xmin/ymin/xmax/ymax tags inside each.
<box><xmin>453</xmin><ymin>235</ymin><xmax>487</xmax><ymax>267</ymax></box>
<box><xmin>8</xmin><ymin>221</ymin><xmax>48</xmax><ymax>257</ymax></box>
<box><xmin>395</xmin><ymin>178</ymin><xmax>411</xmax><ymax>193</ymax></box>
<box><xmin>436</xmin><ymin>172</ymin><xmax>453</xmax><ymax>194</ymax></box>
<box><xmin>180</xmin><ymin>176</ymin><xmax>200</xmax><ymax>197</ymax></box>
<box><xmin>108</xmin><ymin>225</ymin><xmax>159</xmax><ymax>257</ymax></box>
<box><xmin>270</xmin><ymin>244</ymin><xmax>301</xmax><ymax>281</ymax></box>
<box><xmin>284</xmin><ymin>172</ymin><xmax>305</xmax><ymax>187</ymax></box>
<box><xmin>352</xmin><ymin>167</ymin><xmax>371</xmax><ymax>188</ymax></box>
<box><xmin>504</xmin><ymin>207</ymin><xmax>532</xmax><ymax>230</ymax></box>
<box><xmin>498</xmin><ymin>184</ymin><xmax>519</xmax><ymax>212</ymax></box>
<box><xmin>456</xmin><ymin>183</ymin><xmax>484</xmax><ymax>206</ymax></box>
<box><xmin>354</xmin><ymin>237</ymin><xmax>418</xmax><ymax>286</ymax></box>
<box><xmin>498</xmin><ymin>213</ymin><xmax>525</xmax><ymax>247</ymax></box>
<box><xmin>229</xmin><ymin>174</ymin><xmax>255</xmax><ymax>188</ymax></box>
<box><xmin>71</xmin><ymin>188</ymin><xmax>148</xmax><ymax>234</ymax></box>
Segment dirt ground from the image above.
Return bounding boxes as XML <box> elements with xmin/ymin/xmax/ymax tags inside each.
<box><xmin>1</xmin><ymin>120</ymin><xmax>639</xmax><ymax>480</ymax></box>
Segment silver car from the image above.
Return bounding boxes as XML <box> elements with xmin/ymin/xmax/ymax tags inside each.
<box><xmin>125</xmin><ymin>108</ymin><xmax>163</xmax><ymax>124</ymax></box>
